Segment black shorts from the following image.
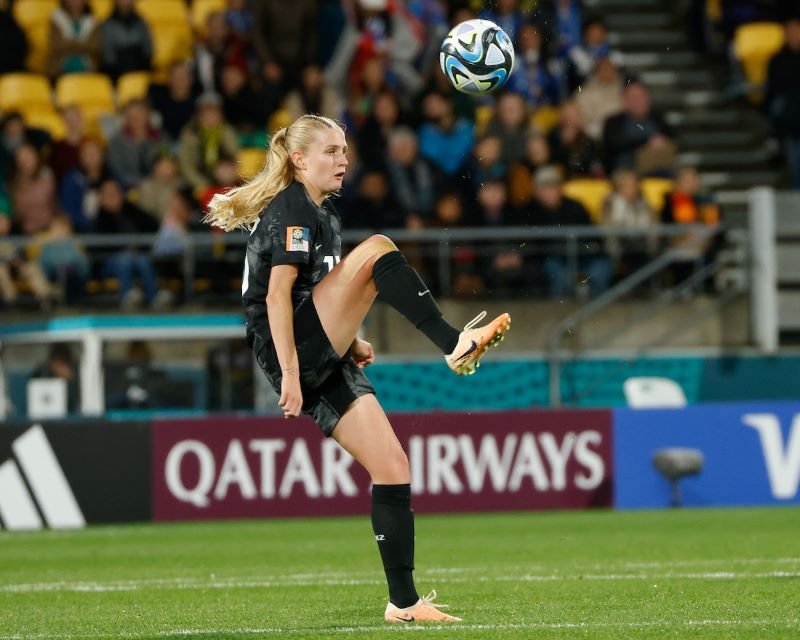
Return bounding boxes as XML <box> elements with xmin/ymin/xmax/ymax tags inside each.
<box><xmin>252</xmin><ymin>296</ymin><xmax>375</xmax><ymax>436</ymax></box>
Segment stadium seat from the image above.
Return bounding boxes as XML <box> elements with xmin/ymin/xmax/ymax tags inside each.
<box><xmin>116</xmin><ymin>72</ymin><xmax>151</xmax><ymax>106</ymax></box>
<box><xmin>24</xmin><ymin>109</ymin><xmax>67</xmax><ymax>140</ymax></box>
<box><xmin>268</xmin><ymin>108</ymin><xmax>292</xmax><ymax>132</ymax></box>
<box><xmin>474</xmin><ymin>105</ymin><xmax>495</xmax><ymax>136</ymax></box>
<box><xmin>192</xmin><ymin>0</ymin><xmax>226</xmax><ymax>36</ymax></box>
<box><xmin>88</xmin><ymin>0</ymin><xmax>113</xmax><ymax>21</ymax></box>
<box><xmin>238</xmin><ymin>148</ymin><xmax>266</xmax><ymax>180</ymax></box>
<box><xmin>12</xmin><ymin>0</ymin><xmax>57</xmax><ymax>30</ymax></box>
<box><xmin>624</xmin><ymin>377</ymin><xmax>688</xmax><ymax>408</ymax></box>
<box><xmin>150</xmin><ymin>23</ymin><xmax>193</xmax><ymax>74</ymax></box>
<box><xmin>55</xmin><ymin>73</ymin><xmax>115</xmax><ymax>121</ymax></box>
<box><xmin>136</xmin><ymin>0</ymin><xmax>189</xmax><ymax>26</ymax></box>
<box><xmin>531</xmin><ymin>105</ymin><xmax>561</xmax><ymax>134</ymax></box>
<box><xmin>0</xmin><ymin>74</ymin><xmax>53</xmax><ymax>115</ymax></box>
<box><xmin>561</xmin><ymin>179</ymin><xmax>612</xmax><ymax>224</ymax></box>
<box><xmin>641</xmin><ymin>177</ymin><xmax>674</xmax><ymax>214</ymax></box>
<box><xmin>733</xmin><ymin>22</ymin><xmax>784</xmax><ymax>99</ymax></box>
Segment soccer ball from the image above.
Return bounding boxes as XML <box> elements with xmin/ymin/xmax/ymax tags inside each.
<box><xmin>439</xmin><ymin>19</ymin><xmax>515</xmax><ymax>95</ymax></box>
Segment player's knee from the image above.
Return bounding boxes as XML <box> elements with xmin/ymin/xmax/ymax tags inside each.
<box><xmin>379</xmin><ymin>447</ymin><xmax>410</xmax><ymax>484</ymax></box>
<box><xmin>365</xmin><ymin>234</ymin><xmax>397</xmax><ymax>256</ymax></box>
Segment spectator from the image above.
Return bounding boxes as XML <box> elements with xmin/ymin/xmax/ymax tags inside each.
<box><xmin>100</xmin><ymin>0</ymin><xmax>152</xmax><ymax>81</ymax></box>
<box><xmin>60</xmin><ymin>137</ymin><xmax>114</xmax><ymax>232</ymax></box>
<box><xmin>148</xmin><ymin>62</ymin><xmax>197</xmax><ymax>142</ymax></box>
<box><xmin>197</xmin><ymin>156</ymin><xmax>239</xmax><ymax>213</ymax></box>
<box><xmin>0</xmin><ymin>199</ymin><xmax>56</xmax><ymax>308</ymax></box>
<box><xmin>475</xmin><ymin>179</ymin><xmax>528</xmax><ymax>294</ymax></box>
<box><xmin>94</xmin><ymin>178</ymin><xmax>161</xmax><ymax>309</ymax></box>
<box><xmin>284</xmin><ymin>65</ymin><xmax>344</xmax><ymax>123</ymax></box>
<box><xmin>485</xmin><ymin>93</ymin><xmax>530</xmax><ymax>167</ymax></box>
<box><xmin>346</xmin><ymin>57</ymin><xmax>391</xmax><ymax>128</ymax></box>
<box><xmin>178</xmin><ymin>93</ymin><xmax>240</xmax><ymax>191</ymax></box>
<box><xmin>0</xmin><ymin>0</ymin><xmax>28</xmax><ymax>75</ymax></box>
<box><xmin>602</xmin><ymin>80</ymin><xmax>675</xmax><ymax>174</ymax></box>
<box><xmin>548</xmin><ymin>101</ymin><xmax>602</xmax><ymax>178</ymax></box>
<box><xmin>220</xmin><ymin>61</ymin><xmax>266</xmax><ymax>144</ymax></box>
<box><xmin>47</xmin><ymin>0</ymin><xmax>100</xmax><ymax>78</ymax></box>
<box><xmin>567</xmin><ymin>16</ymin><xmax>623</xmax><ymax>92</ymax></box>
<box><xmin>137</xmin><ymin>153</ymin><xmax>185</xmax><ymax>222</ymax></box>
<box><xmin>508</xmin><ymin>132</ymin><xmax>552</xmax><ymax>210</ymax></box>
<box><xmin>418</xmin><ymin>92</ymin><xmax>475</xmax><ymax>181</ymax></box>
<box><xmin>50</xmin><ymin>106</ymin><xmax>87</xmax><ymax>185</ymax></box>
<box><xmin>551</xmin><ymin>0</ymin><xmax>583</xmax><ymax>58</ymax></box>
<box><xmin>107</xmin><ymin>99</ymin><xmax>163</xmax><ymax>190</ymax></box>
<box><xmin>479</xmin><ymin>0</ymin><xmax>525</xmax><ymax>41</ymax></box>
<box><xmin>0</xmin><ymin>112</ymin><xmax>50</xmax><ymax>180</ymax></box>
<box><xmin>430</xmin><ymin>191</ymin><xmax>485</xmax><ymax>296</ymax></box>
<box><xmin>30</xmin><ymin>344</ymin><xmax>80</xmax><ymax>413</ymax></box>
<box><xmin>252</xmin><ymin>0</ymin><xmax>317</xmax><ymax>91</ymax></box>
<box><xmin>470</xmin><ymin>135</ymin><xmax>507</xmax><ymax>191</ymax></box>
<box><xmin>8</xmin><ymin>144</ymin><xmax>58</xmax><ymax>235</ymax></box>
<box><xmin>357</xmin><ymin>90</ymin><xmax>402</xmax><ymax>171</ymax></box>
<box><xmin>574</xmin><ymin>56</ymin><xmax>624</xmax><ymax>141</ymax></box>
<box><xmin>661</xmin><ymin>165</ymin><xmax>721</xmax><ymax>285</ymax></box>
<box><xmin>225</xmin><ymin>0</ymin><xmax>253</xmax><ymax>44</ymax></box>
<box><xmin>194</xmin><ymin>10</ymin><xmax>248</xmax><ymax>96</ymax></box>
<box><xmin>152</xmin><ymin>188</ymin><xmax>199</xmax><ymax>306</ymax></box>
<box><xmin>346</xmin><ymin>170</ymin><xmax>401</xmax><ymax>229</ymax></box>
<box><xmin>527</xmin><ymin>165</ymin><xmax>612</xmax><ymax>297</ymax></box>
<box><xmin>766</xmin><ymin>17</ymin><xmax>800</xmax><ymax>188</ymax></box>
<box><xmin>601</xmin><ymin>168</ymin><xmax>657</xmax><ymax>272</ymax></box>
<box><xmin>506</xmin><ymin>21</ymin><xmax>561</xmax><ymax>108</ymax></box>
<box><xmin>386</xmin><ymin>127</ymin><xmax>436</xmax><ymax>226</ymax></box>
<box><xmin>35</xmin><ymin>214</ymin><xmax>90</xmax><ymax>303</ymax></box>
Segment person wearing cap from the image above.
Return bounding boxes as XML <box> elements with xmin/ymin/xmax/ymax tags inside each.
<box><xmin>528</xmin><ymin>165</ymin><xmax>612</xmax><ymax>297</ymax></box>
<box><xmin>177</xmin><ymin>92</ymin><xmax>239</xmax><ymax>191</ymax></box>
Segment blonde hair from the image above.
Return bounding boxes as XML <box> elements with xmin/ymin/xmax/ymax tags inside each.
<box><xmin>204</xmin><ymin>114</ymin><xmax>342</xmax><ymax>232</ymax></box>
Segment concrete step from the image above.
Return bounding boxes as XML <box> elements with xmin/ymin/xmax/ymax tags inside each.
<box><xmin>699</xmin><ymin>170</ymin><xmax>782</xmax><ymax>189</ymax></box>
<box><xmin>639</xmin><ymin>69</ymin><xmax>717</xmax><ymax>89</ymax></box>
<box><xmin>651</xmin><ymin>89</ymin><xmax>725</xmax><ymax>110</ymax></box>
<box><xmin>621</xmin><ymin>51</ymin><xmax>706</xmax><ymax>70</ymax></box>
<box><xmin>680</xmin><ymin>147</ymin><xmax>774</xmax><ymax>170</ymax></box>
<box><xmin>677</xmin><ymin>130</ymin><xmax>762</xmax><ymax>150</ymax></box>
<box><xmin>584</xmin><ymin>0</ymin><xmax>664</xmax><ymax>12</ymax></box>
<box><xmin>609</xmin><ymin>30</ymin><xmax>687</xmax><ymax>50</ymax></box>
<box><xmin>606</xmin><ymin>12</ymin><xmax>675</xmax><ymax>30</ymax></box>
<box><xmin>665</xmin><ymin>109</ymin><xmax>752</xmax><ymax>128</ymax></box>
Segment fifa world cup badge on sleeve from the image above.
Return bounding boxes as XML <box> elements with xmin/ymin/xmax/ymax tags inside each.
<box><xmin>286</xmin><ymin>226</ymin><xmax>310</xmax><ymax>252</ymax></box>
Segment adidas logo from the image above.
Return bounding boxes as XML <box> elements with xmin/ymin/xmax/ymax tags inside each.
<box><xmin>0</xmin><ymin>425</ymin><xmax>85</xmax><ymax>531</ymax></box>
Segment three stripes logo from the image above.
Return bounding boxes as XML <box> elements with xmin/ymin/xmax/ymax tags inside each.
<box><xmin>0</xmin><ymin>425</ymin><xmax>85</xmax><ymax>531</ymax></box>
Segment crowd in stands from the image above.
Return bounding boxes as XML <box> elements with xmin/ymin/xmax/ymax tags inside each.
<box><xmin>0</xmin><ymin>0</ymin><xmax>754</xmax><ymax>310</ymax></box>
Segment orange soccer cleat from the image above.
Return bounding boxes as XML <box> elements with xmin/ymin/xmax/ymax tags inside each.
<box><xmin>384</xmin><ymin>590</ymin><xmax>462</xmax><ymax>623</ymax></box>
<box><xmin>445</xmin><ymin>311</ymin><xmax>511</xmax><ymax>375</ymax></box>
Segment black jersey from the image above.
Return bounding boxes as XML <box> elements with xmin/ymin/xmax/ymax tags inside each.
<box><xmin>242</xmin><ymin>181</ymin><xmax>342</xmax><ymax>344</ymax></box>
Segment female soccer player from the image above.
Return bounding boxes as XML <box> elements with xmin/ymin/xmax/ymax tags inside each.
<box><xmin>205</xmin><ymin>114</ymin><xmax>510</xmax><ymax>623</ymax></box>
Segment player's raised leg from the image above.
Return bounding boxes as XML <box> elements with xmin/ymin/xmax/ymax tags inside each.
<box><xmin>312</xmin><ymin>234</ymin><xmax>511</xmax><ymax>373</ymax></box>
<box><xmin>331</xmin><ymin>394</ymin><xmax>461</xmax><ymax>623</ymax></box>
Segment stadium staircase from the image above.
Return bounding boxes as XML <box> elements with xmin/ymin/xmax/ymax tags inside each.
<box><xmin>593</xmin><ymin>0</ymin><xmax>783</xmax><ymax>223</ymax></box>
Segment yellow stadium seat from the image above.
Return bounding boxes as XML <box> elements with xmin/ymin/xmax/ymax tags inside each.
<box><xmin>24</xmin><ymin>109</ymin><xmax>67</xmax><ymax>140</ymax></box>
<box><xmin>55</xmin><ymin>73</ymin><xmax>115</xmax><ymax>120</ymax></box>
<box><xmin>136</xmin><ymin>0</ymin><xmax>189</xmax><ymax>25</ymax></box>
<box><xmin>561</xmin><ymin>179</ymin><xmax>613</xmax><ymax>224</ymax></box>
<box><xmin>531</xmin><ymin>105</ymin><xmax>562</xmax><ymax>135</ymax></box>
<box><xmin>23</xmin><ymin>22</ymin><xmax>50</xmax><ymax>73</ymax></box>
<box><xmin>474</xmin><ymin>105</ymin><xmax>495</xmax><ymax>136</ymax></box>
<box><xmin>192</xmin><ymin>0</ymin><xmax>226</xmax><ymax>36</ymax></box>
<box><xmin>116</xmin><ymin>72</ymin><xmax>151</xmax><ymax>105</ymax></box>
<box><xmin>0</xmin><ymin>73</ymin><xmax>53</xmax><ymax>114</ymax></box>
<box><xmin>88</xmin><ymin>0</ymin><xmax>113</xmax><ymax>21</ymax></box>
<box><xmin>640</xmin><ymin>177</ymin><xmax>674</xmax><ymax>214</ymax></box>
<box><xmin>268</xmin><ymin>108</ymin><xmax>292</xmax><ymax>132</ymax></box>
<box><xmin>150</xmin><ymin>23</ymin><xmax>193</xmax><ymax>73</ymax></box>
<box><xmin>238</xmin><ymin>148</ymin><xmax>266</xmax><ymax>180</ymax></box>
<box><xmin>13</xmin><ymin>0</ymin><xmax>57</xmax><ymax>30</ymax></box>
<box><xmin>733</xmin><ymin>22</ymin><xmax>784</xmax><ymax>98</ymax></box>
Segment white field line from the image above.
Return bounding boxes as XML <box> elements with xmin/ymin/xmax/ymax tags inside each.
<box><xmin>1</xmin><ymin>568</ymin><xmax>799</xmax><ymax>594</ymax></box>
<box><xmin>1</xmin><ymin>619</ymin><xmax>799</xmax><ymax>640</ymax></box>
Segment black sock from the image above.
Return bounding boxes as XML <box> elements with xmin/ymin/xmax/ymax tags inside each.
<box><xmin>371</xmin><ymin>483</ymin><xmax>419</xmax><ymax>608</ymax></box>
<box><xmin>372</xmin><ymin>251</ymin><xmax>460</xmax><ymax>354</ymax></box>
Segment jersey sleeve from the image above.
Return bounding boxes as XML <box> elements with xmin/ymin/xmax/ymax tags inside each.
<box><xmin>266</xmin><ymin>200</ymin><xmax>318</xmax><ymax>266</ymax></box>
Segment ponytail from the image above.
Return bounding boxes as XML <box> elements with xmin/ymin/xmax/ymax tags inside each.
<box><xmin>204</xmin><ymin>114</ymin><xmax>342</xmax><ymax>232</ymax></box>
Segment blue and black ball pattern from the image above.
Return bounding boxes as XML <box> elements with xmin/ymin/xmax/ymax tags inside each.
<box><xmin>439</xmin><ymin>19</ymin><xmax>515</xmax><ymax>95</ymax></box>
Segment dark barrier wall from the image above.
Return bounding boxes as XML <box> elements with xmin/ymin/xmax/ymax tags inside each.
<box><xmin>0</xmin><ymin>421</ymin><xmax>151</xmax><ymax>528</ymax></box>
<box><xmin>151</xmin><ymin>410</ymin><xmax>613</xmax><ymax>521</ymax></box>
<box><xmin>614</xmin><ymin>402</ymin><xmax>800</xmax><ymax>508</ymax></box>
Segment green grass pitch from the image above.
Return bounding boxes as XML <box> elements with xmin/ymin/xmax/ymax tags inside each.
<box><xmin>1</xmin><ymin>507</ymin><xmax>798</xmax><ymax>639</ymax></box>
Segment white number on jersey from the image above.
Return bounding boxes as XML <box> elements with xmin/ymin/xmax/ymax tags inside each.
<box><xmin>323</xmin><ymin>255</ymin><xmax>341</xmax><ymax>273</ymax></box>
<box><xmin>241</xmin><ymin>217</ymin><xmax>261</xmax><ymax>296</ymax></box>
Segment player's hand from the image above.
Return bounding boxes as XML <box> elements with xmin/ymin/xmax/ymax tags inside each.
<box><xmin>350</xmin><ymin>338</ymin><xmax>375</xmax><ymax>368</ymax></box>
<box><xmin>279</xmin><ymin>371</ymin><xmax>303</xmax><ymax>419</ymax></box>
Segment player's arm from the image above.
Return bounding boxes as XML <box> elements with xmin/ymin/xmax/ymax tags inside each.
<box><xmin>266</xmin><ymin>264</ymin><xmax>302</xmax><ymax>418</ymax></box>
